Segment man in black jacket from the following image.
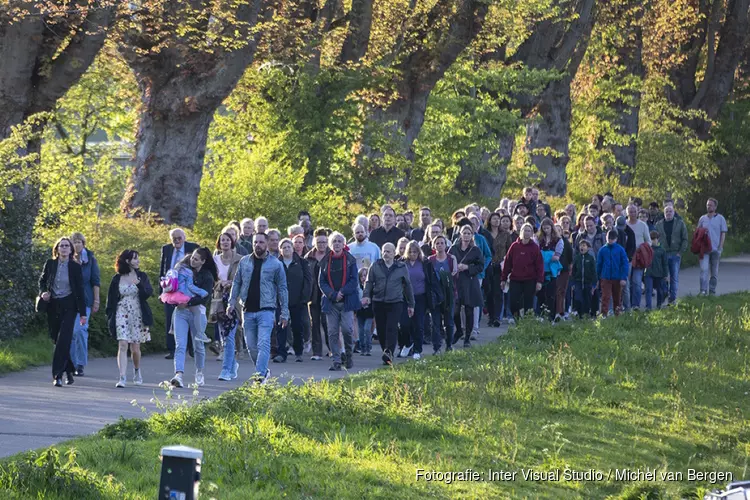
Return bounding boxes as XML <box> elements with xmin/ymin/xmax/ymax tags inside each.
<box><xmin>369</xmin><ymin>206</ymin><xmax>405</xmax><ymax>249</ymax></box>
<box><xmin>160</xmin><ymin>228</ymin><xmax>199</xmax><ymax>359</ymax></box>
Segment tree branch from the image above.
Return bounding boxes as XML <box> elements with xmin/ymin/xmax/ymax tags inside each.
<box><xmin>33</xmin><ymin>3</ymin><xmax>115</xmax><ymax>113</ymax></box>
<box><xmin>550</xmin><ymin>0</ymin><xmax>596</xmax><ymax>70</ymax></box>
<box><xmin>338</xmin><ymin>0</ymin><xmax>373</xmax><ymax>64</ymax></box>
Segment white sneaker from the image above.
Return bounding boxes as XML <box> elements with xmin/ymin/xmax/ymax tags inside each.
<box><xmin>470</xmin><ymin>329</ymin><xmax>478</xmax><ymax>340</ymax></box>
<box><xmin>194</xmin><ymin>332</ymin><xmax>212</xmax><ymax>343</ymax></box>
<box><xmin>310</xmin><ymin>355</ymin><xmax>322</xmax><ymax>361</ymax></box>
<box><xmin>303</xmin><ymin>341</ymin><xmax>312</xmax><ymax>354</ymax></box>
<box><xmin>115</xmin><ymin>376</ymin><xmax>126</xmax><ymax>388</ymax></box>
<box><xmin>508</xmin><ymin>318</ymin><xmax>516</xmax><ymax>326</ymax></box>
<box><xmin>412</xmin><ymin>353</ymin><xmax>421</xmax><ymax>360</ymax></box>
<box><xmin>170</xmin><ymin>373</ymin><xmax>184</xmax><ymax>388</ymax></box>
<box><xmin>399</xmin><ymin>344</ymin><xmax>413</xmax><ymax>358</ymax></box>
<box><xmin>195</xmin><ymin>371</ymin><xmax>205</xmax><ymax>387</ymax></box>
<box><xmin>261</xmin><ymin>368</ymin><xmax>271</xmax><ymax>385</ymax></box>
<box><xmin>133</xmin><ymin>369</ymin><xmax>143</xmax><ymax>386</ymax></box>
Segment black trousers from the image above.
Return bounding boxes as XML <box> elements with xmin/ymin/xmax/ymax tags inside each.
<box><xmin>309</xmin><ymin>302</ymin><xmax>329</xmax><ymax>356</ymax></box>
<box><xmin>453</xmin><ymin>304</ymin><xmax>475</xmax><ymax>343</ymax></box>
<box><xmin>373</xmin><ymin>301</ymin><xmax>403</xmax><ymax>355</ymax></box>
<box><xmin>48</xmin><ymin>295</ymin><xmax>77</xmax><ymax>379</ymax></box>
<box><xmin>509</xmin><ymin>280</ymin><xmax>536</xmax><ymax>316</ymax></box>
<box><xmin>165</xmin><ymin>303</ymin><xmax>193</xmax><ymax>356</ymax></box>
<box><xmin>277</xmin><ymin>304</ymin><xmax>305</xmax><ymax>359</ymax></box>
<box><xmin>536</xmin><ymin>277</ymin><xmax>557</xmax><ymax>319</ymax></box>
<box><xmin>486</xmin><ymin>263</ymin><xmax>503</xmax><ymax>322</ymax></box>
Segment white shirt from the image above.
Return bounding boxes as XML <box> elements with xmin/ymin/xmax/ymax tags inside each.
<box><xmin>213</xmin><ymin>255</ymin><xmax>230</xmax><ymax>281</ymax></box>
<box><xmin>349</xmin><ymin>239</ymin><xmax>381</xmax><ymax>269</ymax></box>
<box><xmin>626</xmin><ymin>219</ymin><xmax>651</xmax><ymax>248</ymax></box>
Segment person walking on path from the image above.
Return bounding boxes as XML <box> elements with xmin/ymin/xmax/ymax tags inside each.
<box><xmin>449</xmin><ymin>224</ymin><xmax>484</xmax><ymax>347</ymax></box>
<box><xmin>210</xmin><ymin>233</ymin><xmax>243</xmax><ymax>381</ymax></box>
<box><xmin>625</xmin><ymin>204</ymin><xmax>652</xmax><ymax>310</ymax></box>
<box><xmin>106</xmin><ymin>250</ymin><xmax>153</xmax><ymax>388</ymax></box>
<box><xmin>169</xmin><ymin>248</ymin><xmax>217</xmax><ymax>388</ymax></box>
<box><xmin>160</xmin><ymin>228</ymin><xmax>198</xmax><ymax>360</ymax></box>
<box><xmin>274</xmin><ymin>238</ymin><xmax>312</xmax><ymax>363</ymax></box>
<box><xmin>362</xmin><ymin>243</ymin><xmax>414</xmax><ymax>365</ymax></box>
<box><xmin>369</xmin><ymin>206</ymin><xmax>405</xmax><ymax>249</ymax></box>
<box><xmin>596</xmin><ymin>230</ymin><xmax>630</xmax><ymax>317</ymax></box>
<box><xmin>501</xmin><ymin>223</ymin><xmax>544</xmax><ymax>323</ymax></box>
<box><xmin>356</xmin><ymin>267</ymin><xmax>375</xmax><ymax>356</ymax></box>
<box><xmin>554</xmin><ymin>224</ymin><xmax>573</xmax><ymax>321</ymax></box>
<box><xmin>571</xmin><ymin>239</ymin><xmax>597</xmax><ymax>318</ymax></box>
<box><xmin>536</xmin><ymin>218</ymin><xmax>563</xmax><ymax>321</ymax></box>
<box><xmin>645</xmin><ymin>231</ymin><xmax>669</xmax><ymax>310</ymax></box>
<box><xmin>38</xmin><ymin>237</ymin><xmax>88</xmax><ymax>387</ymax></box>
<box><xmin>485</xmin><ymin>213</ymin><xmax>513</xmax><ymax>326</ymax></box>
<box><xmin>399</xmin><ymin>241</ymin><xmax>442</xmax><ymax>360</ymax></box>
<box><xmin>69</xmin><ymin>232</ymin><xmax>100</xmax><ymax>377</ymax></box>
<box><xmin>318</xmin><ymin>232</ymin><xmax>360</xmax><ymax>371</ymax></box>
<box><xmin>228</xmin><ymin>233</ymin><xmax>289</xmax><ymax>384</ymax></box>
<box><xmin>349</xmin><ymin>223</ymin><xmax>380</xmax><ymax>269</ymax></box>
<box><xmin>306</xmin><ymin>228</ymin><xmax>330</xmax><ymax>360</ymax></box>
<box><xmin>654</xmin><ymin>205</ymin><xmax>688</xmax><ymax>304</ymax></box>
<box><xmin>428</xmin><ymin>235</ymin><xmax>458</xmax><ymax>352</ymax></box>
<box><xmin>697</xmin><ymin>198</ymin><xmax>728</xmax><ymax>296</ymax></box>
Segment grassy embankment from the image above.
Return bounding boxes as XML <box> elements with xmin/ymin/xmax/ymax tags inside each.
<box><xmin>1</xmin><ymin>293</ymin><xmax>749</xmax><ymax>499</ymax></box>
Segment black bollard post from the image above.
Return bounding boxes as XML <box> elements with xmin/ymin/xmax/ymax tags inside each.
<box><xmin>158</xmin><ymin>445</ymin><xmax>203</xmax><ymax>500</ymax></box>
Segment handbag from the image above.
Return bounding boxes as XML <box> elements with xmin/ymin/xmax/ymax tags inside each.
<box><xmin>35</xmin><ymin>294</ymin><xmax>49</xmax><ymax>313</ymax></box>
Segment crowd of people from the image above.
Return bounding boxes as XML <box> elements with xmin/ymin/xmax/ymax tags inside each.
<box><xmin>37</xmin><ymin>188</ymin><xmax>729</xmax><ymax>388</ymax></box>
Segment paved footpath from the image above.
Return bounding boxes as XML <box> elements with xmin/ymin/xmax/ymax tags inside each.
<box><xmin>1</xmin><ymin>255</ymin><xmax>748</xmax><ymax>459</ymax></box>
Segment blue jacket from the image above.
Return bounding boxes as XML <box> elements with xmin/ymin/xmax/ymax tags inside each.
<box><xmin>79</xmin><ymin>248</ymin><xmax>101</xmax><ymax>308</ymax></box>
<box><xmin>319</xmin><ymin>251</ymin><xmax>361</xmax><ymax>313</ymax></box>
<box><xmin>541</xmin><ymin>250</ymin><xmax>563</xmax><ymax>282</ymax></box>
<box><xmin>474</xmin><ymin>234</ymin><xmax>492</xmax><ymax>280</ymax></box>
<box><xmin>596</xmin><ymin>243</ymin><xmax>630</xmax><ymax>281</ymax></box>
<box><xmin>229</xmin><ymin>252</ymin><xmax>289</xmax><ymax>321</ymax></box>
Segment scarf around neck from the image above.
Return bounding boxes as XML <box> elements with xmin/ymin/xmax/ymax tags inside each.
<box><xmin>327</xmin><ymin>250</ymin><xmax>347</xmax><ymax>291</ymax></box>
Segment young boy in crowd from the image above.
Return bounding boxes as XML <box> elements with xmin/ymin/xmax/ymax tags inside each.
<box><xmin>645</xmin><ymin>230</ymin><xmax>669</xmax><ymax>309</ymax></box>
<box><xmin>572</xmin><ymin>239</ymin><xmax>597</xmax><ymax>318</ymax></box>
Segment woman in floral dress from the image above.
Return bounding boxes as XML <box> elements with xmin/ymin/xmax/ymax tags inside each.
<box><xmin>106</xmin><ymin>249</ymin><xmax>153</xmax><ymax>388</ymax></box>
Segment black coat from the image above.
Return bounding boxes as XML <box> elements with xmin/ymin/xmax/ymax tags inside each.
<box><xmin>159</xmin><ymin>241</ymin><xmax>199</xmax><ymax>287</ymax></box>
<box><xmin>448</xmin><ymin>244</ymin><xmax>484</xmax><ymax>307</ymax></box>
<box><xmin>39</xmin><ymin>258</ymin><xmax>88</xmax><ymax>338</ymax></box>
<box><xmin>283</xmin><ymin>253</ymin><xmax>313</xmax><ymax>307</ymax></box>
<box><xmin>420</xmin><ymin>259</ymin><xmax>443</xmax><ymax>310</ymax></box>
<box><xmin>105</xmin><ymin>271</ymin><xmax>154</xmax><ymax>338</ymax></box>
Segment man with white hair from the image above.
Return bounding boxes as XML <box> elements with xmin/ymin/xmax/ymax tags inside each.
<box><xmin>318</xmin><ymin>231</ymin><xmax>360</xmax><ymax>371</ymax></box>
<box><xmin>349</xmin><ymin>224</ymin><xmax>380</xmax><ymax>269</ymax></box>
<box><xmin>255</xmin><ymin>216</ymin><xmax>269</xmax><ymax>235</ymax></box>
<box><xmin>159</xmin><ymin>228</ymin><xmax>199</xmax><ymax>359</ymax></box>
<box><xmin>239</xmin><ymin>218</ymin><xmax>254</xmax><ymax>254</ymax></box>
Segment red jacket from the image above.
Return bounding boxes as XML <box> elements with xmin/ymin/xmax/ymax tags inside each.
<box><xmin>501</xmin><ymin>239</ymin><xmax>544</xmax><ymax>283</ymax></box>
<box><xmin>691</xmin><ymin>227</ymin><xmax>712</xmax><ymax>259</ymax></box>
<box><xmin>633</xmin><ymin>242</ymin><xmax>654</xmax><ymax>270</ymax></box>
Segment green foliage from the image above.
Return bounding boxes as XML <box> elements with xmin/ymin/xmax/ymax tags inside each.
<box><xmin>37</xmin><ymin>46</ymin><xmax>136</xmax><ymax>230</ymax></box>
<box><xmin>0</xmin><ymin>448</ymin><xmax>126</xmax><ymax>500</ymax></box>
<box><xmin>5</xmin><ymin>294</ymin><xmax>748</xmax><ymax>498</ymax></box>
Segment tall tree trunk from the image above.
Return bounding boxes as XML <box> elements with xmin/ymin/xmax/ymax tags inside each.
<box><xmin>122</xmin><ymin>108</ymin><xmax>214</xmax><ymax>224</ymax></box>
<box><xmin>456</xmin><ymin>133</ymin><xmax>515</xmax><ymax>199</ymax></box>
<box><xmin>526</xmin><ymin>76</ymin><xmax>574</xmax><ymax>196</ymax></box>
<box><xmin>0</xmin><ymin>1</ymin><xmax>113</xmax><ymax>338</ymax></box>
<box><xmin>600</xmin><ymin>2</ymin><xmax>644</xmax><ymax>186</ymax></box>
<box><xmin>119</xmin><ymin>0</ymin><xmax>264</xmax><ymax>227</ymax></box>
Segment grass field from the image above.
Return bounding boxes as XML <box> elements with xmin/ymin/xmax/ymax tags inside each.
<box><xmin>2</xmin><ymin>293</ymin><xmax>749</xmax><ymax>499</ymax></box>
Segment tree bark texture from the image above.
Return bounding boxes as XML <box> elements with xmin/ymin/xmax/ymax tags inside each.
<box><xmin>120</xmin><ymin>0</ymin><xmax>264</xmax><ymax>226</ymax></box>
<box><xmin>667</xmin><ymin>0</ymin><xmax>750</xmax><ymax>138</ymax></box>
<box><xmin>359</xmin><ymin>0</ymin><xmax>489</xmax><ymax>201</ymax></box>
<box><xmin>0</xmin><ymin>1</ymin><xmax>113</xmax><ymax>338</ymax></box>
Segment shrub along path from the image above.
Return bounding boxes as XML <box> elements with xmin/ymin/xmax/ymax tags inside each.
<box><xmin>0</xmin><ymin>255</ymin><xmax>748</xmax><ymax>461</ymax></box>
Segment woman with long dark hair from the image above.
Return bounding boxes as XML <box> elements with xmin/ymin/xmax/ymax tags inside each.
<box><xmin>536</xmin><ymin>218</ymin><xmax>563</xmax><ymax>320</ymax></box>
<box><xmin>38</xmin><ymin>237</ymin><xmax>87</xmax><ymax>387</ymax></box>
<box><xmin>106</xmin><ymin>250</ymin><xmax>153</xmax><ymax>387</ymax></box>
<box><xmin>169</xmin><ymin>247</ymin><xmax>218</xmax><ymax>388</ymax></box>
<box><xmin>211</xmin><ymin>233</ymin><xmax>243</xmax><ymax>380</ymax></box>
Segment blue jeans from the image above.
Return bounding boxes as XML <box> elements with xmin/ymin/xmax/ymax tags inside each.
<box><xmin>70</xmin><ymin>306</ymin><xmax>91</xmax><ymax>368</ymax></box>
<box><xmin>431</xmin><ymin>302</ymin><xmax>454</xmax><ymax>351</ymax></box>
<box><xmin>645</xmin><ymin>276</ymin><xmax>665</xmax><ymax>309</ymax></box>
<box><xmin>630</xmin><ymin>268</ymin><xmax>645</xmax><ymax>309</ymax></box>
<box><xmin>244</xmin><ymin>310</ymin><xmax>275</xmax><ymax>376</ymax></box>
<box><xmin>173</xmin><ymin>308</ymin><xmax>206</xmax><ymax>374</ymax></box>
<box><xmin>357</xmin><ymin>316</ymin><xmax>373</xmax><ymax>353</ymax></box>
<box><xmin>219</xmin><ymin>322</ymin><xmax>238</xmax><ymax>378</ymax></box>
<box><xmin>667</xmin><ymin>255</ymin><xmax>681</xmax><ymax>302</ymax></box>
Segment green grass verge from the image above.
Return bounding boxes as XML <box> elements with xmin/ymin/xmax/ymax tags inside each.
<box><xmin>3</xmin><ymin>293</ymin><xmax>749</xmax><ymax>499</ymax></box>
